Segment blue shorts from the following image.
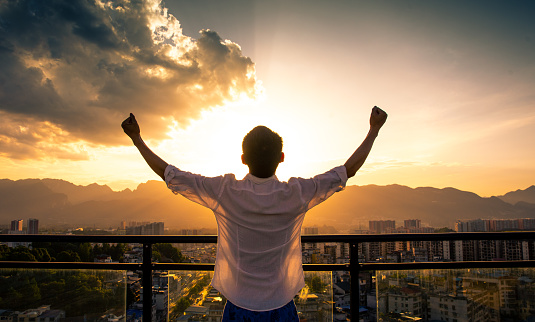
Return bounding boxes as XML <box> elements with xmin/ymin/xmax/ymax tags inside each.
<box><xmin>222</xmin><ymin>300</ymin><xmax>299</xmax><ymax>322</ymax></box>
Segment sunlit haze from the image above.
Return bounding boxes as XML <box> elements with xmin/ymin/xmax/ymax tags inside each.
<box><xmin>0</xmin><ymin>0</ymin><xmax>534</xmax><ymax>197</ymax></box>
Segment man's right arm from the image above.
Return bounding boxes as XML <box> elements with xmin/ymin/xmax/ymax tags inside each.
<box><xmin>121</xmin><ymin>113</ymin><xmax>168</xmax><ymax>181</ymax></box>
<box><xmin>343</xmin><ymin>106</ymin><xmax>387</xmax><ymax>178</ymax></box>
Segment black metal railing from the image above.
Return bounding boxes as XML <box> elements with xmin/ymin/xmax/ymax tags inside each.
<box><xmin>2</xmin><ymin>231</ymin><xmax>535</xmax><ymax>321</ymax></box>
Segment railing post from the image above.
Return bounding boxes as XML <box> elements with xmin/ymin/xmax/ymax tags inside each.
<box><xmin>350</xmin><ymin>241</ymin><xmax>360</xmax><ymax>322</ymax></box>
<box><xmin>143</xmin><ymin>242</ymin><xmax>153</xmax><ymax>322</ymax></box>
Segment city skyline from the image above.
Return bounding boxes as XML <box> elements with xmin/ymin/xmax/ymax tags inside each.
<box><xmin>1</xmin><ymin>1</ymin><xmax>535</xmax><ymax>197</ymax></box>
<box><xmin>5</xmin><ymin>216</ymin><xmax>535</xmax><ymax>234</ymax></box>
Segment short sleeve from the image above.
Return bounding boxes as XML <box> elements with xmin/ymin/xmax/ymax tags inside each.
<box><xmin>299</xmin><ymin>165</ymin><xmax>348</xmax><ymax>210</ymax></box>
<box><xmin>164</xmin><ymin>164</ymin><xmax>226</xmax><ymax>210</ymax></box>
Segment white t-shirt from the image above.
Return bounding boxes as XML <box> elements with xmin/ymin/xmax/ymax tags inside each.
<box><xmin>164</xmin><ymin>165</ymin><xmax>348</xmax><ymax>311</ymax></box>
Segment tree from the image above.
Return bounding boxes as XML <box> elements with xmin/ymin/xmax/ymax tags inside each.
<box><xmin>21</xmin><ymin>277</ymin><xmax>41</xmax><ymax>304</ymax></box>
<box><xmin>77</xmin><ymin>243</ymin><xmax>93</xmax><ymax>262</ymax></box>
<box><xmin>6</xmin><ymin>247</ymin><xmax>37</xmax><ymax>261</ymax></box>
<box><xmin>152</xmin><ymin>250</ymin><xmax>162</xmax><ymax>262</ymax></box>
<box><xmin>309</xmin><ymin>276</ymin><xmax>325</xmax><ymax>293</ymax></box>
<box><xmin>56</xmin><ymin>250</ymin><xmax>81</xmax><ymax>262</ymax></box>
<box><xmin>171</xmin><ymin>297</ymin><xmax>191</xmax><ymax>318</ymax></box>
<box><xmin>0</xmin><ymin>244</ymin><xmax>10</xmax><ymax>260</ymax></box>
<box><xmin>153</xmin><ymin>243</ymin><xmax>184</xmax><ymax>262</ymax></box>
<box><xmin>41</xmin><ymin>279</ymin><xmax>67</xmax><ymax>298</ymax></box>
<box><xmin>435</xmin><ymin>227</ymin><xmax>455</xmax><ymax>233</ymax></box>
<box><xmin>1</xmin><ymin>287</ymin><xmax>23</xmax><ymax>309</ymax></box>
<box><xmin>110</xmin><ymin>243</ymin><xmax>129</xmax><ymax>261</ymax></box>
<box><xmin>33</xmin><ymin>248</ymin><xmax>52</xmax><ymax>262</ymax></box>
<box><xmin>0</xmin><ymin>267</ymin><xmax>124</xmax><ymax>318</ymax></box>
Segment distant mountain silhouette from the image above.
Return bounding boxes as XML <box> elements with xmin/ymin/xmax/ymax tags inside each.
<box><xmin>0</xmin><ymin>179</ymin><xmax>534</xmax><ymax>230</ymax></box>
<box><xmin>0</xmin><ymin>179</ymin><xmax>68</xmax><ymax>220</ymax></box>
<box><xmin>0</xmin><ymin>178</ymin><xmax>213</xmax><ymax>229</ymax></box>
<box><xmin>306</xmin><ymin>185</ymin><xmax>523</xmax><ymax>229</ymax></box>
<box><xmin>498</xmin><ymin>185</ymin><xmax>535</xmax><ymax>205</ymax></box>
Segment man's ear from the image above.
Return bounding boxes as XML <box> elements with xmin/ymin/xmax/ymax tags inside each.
<box><xmin>241</xmin><ymin>154</ymin><xmax>247</xmax><ymax>165</ymax></box>
<box><xmin>280</xmin><ymin>152</ymin><xmax>285</xmax><ymax>163</ymax></box>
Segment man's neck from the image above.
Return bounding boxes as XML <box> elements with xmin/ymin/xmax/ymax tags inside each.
<box><xmin>248</xmin><ymin>169</ymin><xmax>276</xmax><ymax>178</ymax></box>
<box><xmin>249</xmin><ymin>172</ymin><xmax>275</xmax><ymax>179</ymax></box>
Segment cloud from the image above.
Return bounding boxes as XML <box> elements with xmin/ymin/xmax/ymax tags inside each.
<box><xmin>0</xmin><ymin>0</ymin><xmax>259</xmax><ymax>159</ymax></box>
<box><xmin>0</xmin><ymin>111</ymin><xmax>89</xmax><ymax>160</ymax></box>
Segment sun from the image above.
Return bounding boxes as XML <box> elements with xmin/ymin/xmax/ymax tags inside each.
<box><xmin>157</xmin><ymin>98</ymin><xmax>325</xmax><ymax>181</ymax></box>
<box><xmin>158</xmin><ymin>99</ymin><xmax>259</xmax><ymax>179</ymax></box>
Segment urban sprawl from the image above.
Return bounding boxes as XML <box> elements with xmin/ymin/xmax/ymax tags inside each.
<box><xmin>2</xmin><ymin>218</ymin><xmax>535</xmax><ymax>322</ymax></box>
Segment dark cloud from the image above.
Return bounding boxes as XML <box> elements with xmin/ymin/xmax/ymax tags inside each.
<box><xmin>0</xmin><ymin>0</ymin><xmax>259</xmax><ymax>159</ymax></box>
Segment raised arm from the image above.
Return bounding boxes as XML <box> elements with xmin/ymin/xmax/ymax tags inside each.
<box><xmin>344</xmin><ymin>106</ymin><xmax>387</xmax><ymax>178</ymax></box>
<box><xmin>121</xmin><ymin>113</ymin><xmax>168</xmax><ymax>181</ymax></box>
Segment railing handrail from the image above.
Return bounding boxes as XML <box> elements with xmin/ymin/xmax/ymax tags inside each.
<box><xmin>2</xmin><ymin>230</ymin><xmax>535</xmax><ymax>243</ymax></box>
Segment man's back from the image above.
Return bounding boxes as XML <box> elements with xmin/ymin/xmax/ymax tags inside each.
<box><xmin>165</xmin><ymin>164</ymin><xmax>348</xmax><ymax>310</ymax></box>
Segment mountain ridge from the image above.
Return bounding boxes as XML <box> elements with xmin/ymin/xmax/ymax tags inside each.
<box><xmin>498</xmin><ymin>185</ymin><xmax>535</xmax><ymax>205</ymax></box>
<box><xmin>1</xmin><ymin>178</ymin><xmax>533</xmax><ymax>230</ymax></box>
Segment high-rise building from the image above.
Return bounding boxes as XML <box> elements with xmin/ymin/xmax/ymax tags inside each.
<box><xmin>519</xmin><ymin>218</ymin><xmax>535</xmax><ymax>230</ymax></box>
<box><xmin>303</xmin><ymin>227</ymin><xmax>319</xmax><ymax>235</ymax></box>
<box><xmin>456</xmin><ymin>218</ymin><xmax>535</xmax><ymax>232</ymax></box>
<box><xmin>450</xmin><ymin>240</ymin><xmax>478</xmax><ymax>261</ymax></box>
<box><xmin>10</xmin><ymin>219</ymin><xmax>23</xmax><ymax>232</ymax></box>
<box><xmin>388</xmin><ymin>287</ymin><xmax>424</xmax><ymax>318</ymax></box>
<box><xmin>180</xmin><ymin>229</ymin><xmax>199</xmax><ymax>235</ymax></box>
<box><xmin>428</xmin><ymin>291</ymin><xmax>491</xmax><ymax>322</ymax></box>
<box><xmin>8</xmin><ymin>219</ymin><xmax>27</xmax><ymax>247</ymax></box>
<box><xmin>456</xmin><ymin>219</ymin><xmax>488</xmax><ymax>232</ymax></box>
<box><xmin>28</xmin><ymin>218</ymin><xmax>39</xmax><ymax>234</ymax></box>
<box><xmin>404</xmin><ymin>219</ymin><xmax>421</xmax><ymax>229</ymax></box>
<box><xmin>478</xmin><ymin>240</ymin><xmax>498</xmax><ymax>261</ymax></box>
<box><xmin>362</xmin><ymin>242</ymin><xmax>383</xmax><ymax>261</ymax></box>
<box><xmin>128</xmin><ymin>221</ymin><xmax>150</xmax><ymax>228</ymax></box>
<box><xmin>126</xmin><ymin>222</ymin><xmax>165</xmax><ymax>235</ymax></box>
<box><xmin>369</xmin><ymin>220</ymin><xmax>395</xmax><ymax>234</ymax></box>
<box><xmin>503</xmin><ymin>240</ymin><xmax>524</xmax><ymax>261</ymax></box>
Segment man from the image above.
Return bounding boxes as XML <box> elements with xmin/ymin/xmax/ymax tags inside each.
<box><xmin>121</xmin><ymin>106</ymin><xmax>387</xmax><ymax>321</ymax></box>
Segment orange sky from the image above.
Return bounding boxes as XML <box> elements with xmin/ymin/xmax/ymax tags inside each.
<box><xmin>0</xmin><ymin>0</ymin><xmax>534</xmax><ymax>197</ymax></box>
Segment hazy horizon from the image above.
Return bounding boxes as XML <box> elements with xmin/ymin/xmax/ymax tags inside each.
<box><xmin>3</xmin><ymin>176</ymin><xmax>535</xmax><ymax>198</ymax></box>
<box><xmin>2</xmin><ymin>176</ymin><xmax>534</xmax><ymax>231</ymax></box>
